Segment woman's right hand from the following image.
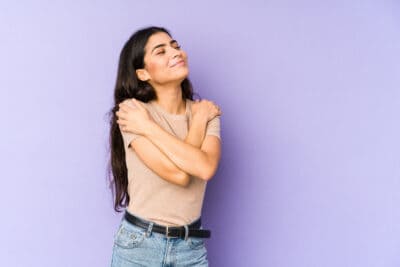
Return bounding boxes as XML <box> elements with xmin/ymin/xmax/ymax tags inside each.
<box><xmin>191</xmin><ymin>99</ymin><xmax>222</xmax><ymax>122</ymax></box>
<box><xmin>116</xmin><ymin>98</ymin><xmax>154</xmax><ymax>135</ymax></box>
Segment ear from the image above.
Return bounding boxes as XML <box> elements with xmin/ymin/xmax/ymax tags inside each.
<box><xmin>136</xmin><ymin>69</ymin><xmax>150</xmax><ymax>82</ymax></box>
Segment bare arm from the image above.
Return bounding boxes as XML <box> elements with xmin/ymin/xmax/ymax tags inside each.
<box><xmin>128</xmin><ymin>114</ymin><xmax>208</xmax><ymax>187</ymax></box>
<box><xmin>183</xmin><ymin>114</ymin><xmax>208</xmax><ymax>148</ymax></box>
<box><xmin>117</xmin><ymin>98</ymin><xmax>221</xmax><ymax>182</ymax></box>
<box><xmin>143</xmin><ymin>119</ymin><xmax>221</xmax><ymax>181</ymax></box>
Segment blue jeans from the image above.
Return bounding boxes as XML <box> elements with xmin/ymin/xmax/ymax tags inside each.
<box><xmin>110</xmin><ymin>216</ymin><xmax>209</xmax><ymax>266</ymax></box>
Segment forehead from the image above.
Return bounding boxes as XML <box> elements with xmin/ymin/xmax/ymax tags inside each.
<box><xmin>145</xmin><ymin>32</ymin><xmax>173</xmax><ymax>51</ymax></box>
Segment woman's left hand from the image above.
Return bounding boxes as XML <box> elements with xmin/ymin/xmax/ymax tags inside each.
<box><xmin>116</xmin><ymin>98</ymin><xmax>154</xmax><ymax>135</ymax></box>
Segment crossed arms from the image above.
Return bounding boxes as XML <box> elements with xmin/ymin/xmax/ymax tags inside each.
<box><xmin>117</xmin><ymin>99</ymin><xmax>221</xmax><ymax>187</ymax></box>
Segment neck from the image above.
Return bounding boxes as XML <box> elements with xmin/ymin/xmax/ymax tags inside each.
<box><xmin>150</xmin><ymin>83</ymin><xmax>185</xmax><ymax>115</ymax></box>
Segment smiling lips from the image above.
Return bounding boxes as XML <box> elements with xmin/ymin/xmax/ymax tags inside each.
<box><xmin>170</xmin><ymin>59</ymin><xmax>185</xmax><ymax>68</ymax></box>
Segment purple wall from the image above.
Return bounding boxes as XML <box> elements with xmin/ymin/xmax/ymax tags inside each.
<box><xmin>1</xmin><ymin>1</ymin><xmax>399</xmax><ymax>266</ymax></box>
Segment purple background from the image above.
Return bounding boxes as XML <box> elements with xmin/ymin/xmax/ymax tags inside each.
<box><xmin>1</xmin><ymin>1</ymin><xmax>399</xmax><ymax>266</ymax></box>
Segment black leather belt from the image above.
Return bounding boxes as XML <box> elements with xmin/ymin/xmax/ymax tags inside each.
<box><xmin>124</xmin><ymin>211</ymin><xmax>211</xmax><ymax>239</ymax></box>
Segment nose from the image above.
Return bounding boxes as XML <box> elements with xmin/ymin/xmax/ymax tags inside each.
<box><xmin>171</xmin><ymin>48</ymin><xmax>182</xmax><ymax>59</ymax></box>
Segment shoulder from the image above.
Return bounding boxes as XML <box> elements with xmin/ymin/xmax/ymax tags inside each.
<box><xmin>186</xmin><ymin>98</ymin><xmax>197</xmax><ymax>109</ymax></box>
<box><xmin>120</xmin><ymin>98</ymin><xmax>151</xmax><ymax>110</ymax></box>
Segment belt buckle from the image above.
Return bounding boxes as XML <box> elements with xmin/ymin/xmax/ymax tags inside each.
<box><xmin>165</xmin><ymin>225</ymin><xmax>171</xmax><ymax>238</ymax></box>
<box><xmin>165</xmin><ymin>225</ymin><xmax>189</xmax><ymax>240</ymax></box>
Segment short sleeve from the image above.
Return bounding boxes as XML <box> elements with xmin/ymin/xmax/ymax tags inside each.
<box><xmin>205</xmin><ymin>115</ymin><xmax>221</xmax><ymax>140</ymax></box>
<box><xmin>119</xmin><ymin>125</ymin><xmax>143</xmax><ymax>151</ymax></box>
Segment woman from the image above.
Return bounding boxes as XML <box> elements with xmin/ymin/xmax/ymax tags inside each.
<box><xmin>108</xmin><ymin>26</ymin><xmax>222</xmax><ymax>266</ymax></box>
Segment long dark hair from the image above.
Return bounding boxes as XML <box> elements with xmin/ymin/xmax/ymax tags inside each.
<box><xmin>107</xmin><ymin>26</ymin><xmax>196</xmax><ymax>212</ymax></box>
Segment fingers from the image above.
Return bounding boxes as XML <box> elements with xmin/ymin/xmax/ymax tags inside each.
<box><xmin>116</xmin><ymin>118</ymin><xmax>128</xmax><ymax>130</ymax></box>
<box><xmin>117</xmin><ymin>99</ymin><xmax>142</xmax><ymax>119</ymax></box>
<box><xmin>115</xmin><ymin>110</ymin><xmax>128</xmax><ymax>120</ymax></box>
<box><xmin>131</xmin><ymin>98</ymin><xmax>145</xmax><ymax>110</ymax></box>
<box><xmin>197</xmin><ymin>99</ymin><xmax>222</xmax><ymax>116</ymax></box>
<box><xmin>118</xmin><ymin>104</ymin><xmax>129</xmax><ymax>113</ymax></box>
<box><xmin>119</xmin><ymin>101</ymin><xmax>137</xmax><ymax>111</ymax></box>
<box><xmin>210</xmin><ymin>101</ymin><xmax>221</xmax><ymax>114</ymax></box>
<box><xmin>118</xmin><ymin>98</ymin><xmax>143</xmax><ymax>112</ymax></box>
<box><xmin>212</xmin><ymin>103</ymin><xmax>222</xmax><ymax>116</ymax></box>
<box><xmin>115</xmin><ymin>102</ymin><xmax>133</xmax><ymax>119</ymax></box>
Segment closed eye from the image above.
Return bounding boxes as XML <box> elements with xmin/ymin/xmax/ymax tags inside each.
<box><xmin>171</xmin><ymin>40</ymin><xmax>181</xmax><ymax>50</ymax></box>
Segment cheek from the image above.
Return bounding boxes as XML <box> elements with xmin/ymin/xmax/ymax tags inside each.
<box><xmin>146</xmin><ymin>60</ymin><xmax>166</xmax><ymax>76</ymax></box>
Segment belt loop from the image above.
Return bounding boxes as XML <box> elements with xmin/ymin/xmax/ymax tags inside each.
<box><xmin>145</xmin><ymin>222</ymin><xmax>154</xmax><ymax>237</ymax></box>
<box><xmin>183</xmin><ymin>224</ymin><xmax>189</xmax><ymax>241</ymax></box>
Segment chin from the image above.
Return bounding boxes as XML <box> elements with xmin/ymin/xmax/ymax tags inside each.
<box><xmin>171</xmin><ymin>68</ymin><xmax>189</xmax><ymax>82</ymax></box>
<box><xmin>177</xmin><ymin>66</ymin><xmax>189</xmax><ymax>75</ymax></box>
<box><xmin>156</xmin><ymin>68</ymin><xmax>189</xmax><ymax>85</ymax></box>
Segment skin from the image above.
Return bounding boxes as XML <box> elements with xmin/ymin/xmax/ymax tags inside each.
<box><xmin>116</xmin><ymin>32</ymin><xmax>222</xmax><ymax>187</ymax></box>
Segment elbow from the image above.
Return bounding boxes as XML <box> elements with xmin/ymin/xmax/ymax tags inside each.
<box><xmin>175</xmin><ymin>171</ymin><xmax>191</xmax><ymax>187</ymax></box>
<box><xmin>198</xmin><ymin>153</ymin><xmax>220</xmax><ymax>181</ymax></box>
<box><xmin>199</xmin><ymin>166</ymin><xmax>217</xmax><ymax>181</ymax></box>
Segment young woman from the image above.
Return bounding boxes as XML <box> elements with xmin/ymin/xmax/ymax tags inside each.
<box><xmin>108</xmin><ymin>26</ymin><xmax>222</xmax><ymax>266</ymax></box>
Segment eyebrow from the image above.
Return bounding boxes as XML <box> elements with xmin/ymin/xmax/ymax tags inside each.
<box><xmin>151</xmin><ymin>40</ymin><xmax>178</xmax><ymax>54</ymax></box>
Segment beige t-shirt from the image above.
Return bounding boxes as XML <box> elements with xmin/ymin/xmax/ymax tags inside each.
<box><xmin>119</xmin><ymin>99</ymin><xmax>221</xmax><ymax>226</ymax></box>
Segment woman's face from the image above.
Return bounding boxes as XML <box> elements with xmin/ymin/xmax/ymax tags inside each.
<box><xmin>138</xmin><ymin>32</ymin><xmax>189</xmax><ymax>86</ymax></box>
